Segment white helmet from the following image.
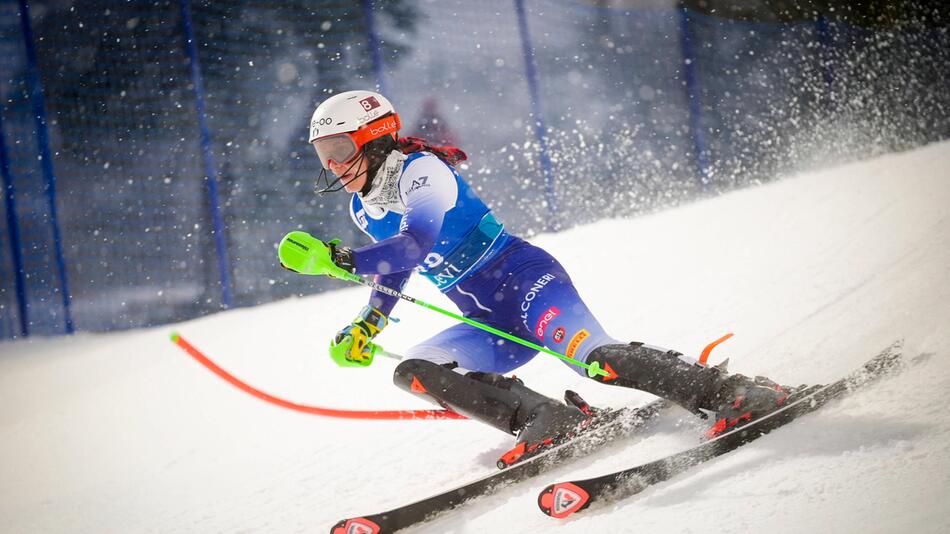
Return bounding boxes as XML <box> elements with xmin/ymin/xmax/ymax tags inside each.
<box><xmin>309</xmin><ymin>90</ymin><xmax>396</xmax><ymax>141</ymax></box>
<box><xmin>309</xmin><ymin>91</ymin><xmax>402</xmax><ymax>194</ymax></box>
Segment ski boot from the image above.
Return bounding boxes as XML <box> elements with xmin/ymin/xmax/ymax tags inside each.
<box><xmin>585</xmin><ymin>342</ymin><xmax>802</xmax><ymax>439</ymax></box>
<box><xmin>705</xmin><ymin>374</ymin><xmax>805</xmax><ymax>438</ymax></box>
<box><xmin>498</xmin><ymin>389</ymin><xmax>605</xmax><ymax>469</ymax></box>
<box><xmin>393</xmin><ymin>359</ymin><xmax>588</xmax><ymax>469</ymax></box>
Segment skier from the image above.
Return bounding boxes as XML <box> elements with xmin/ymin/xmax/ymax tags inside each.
<box><xmin>282</xmin><ymin>90</ymin><xmax>794</xmax><ymax>464</ymax></box>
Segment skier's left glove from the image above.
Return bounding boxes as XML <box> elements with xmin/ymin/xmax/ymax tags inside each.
<box><xmin>277</xmin><ymin>230</ymin><xmax>355</xmax><ymax>279</ymax></box>
<box><xmin>329</xmin><ymin>306</ymin><xmax>389</xmax><ymax>367</ymax></box>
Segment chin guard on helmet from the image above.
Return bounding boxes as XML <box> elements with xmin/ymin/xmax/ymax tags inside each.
<box><xmin>315</xmin><ymin>151</ymin><xmax>368</xmax><ymax>194</ymax></box>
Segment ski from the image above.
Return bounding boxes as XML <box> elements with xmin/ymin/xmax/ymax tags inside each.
<box><xmin>331</xmin><ymin>399</ymin><xmax>669</xmax><ymax>533</ymax></box>
<box><xmin>538</xmin><ymin>341</ymin><xmax>903</xmax><ymax>520</ymax></box>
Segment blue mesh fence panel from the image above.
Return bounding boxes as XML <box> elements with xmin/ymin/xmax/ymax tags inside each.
<box><xmin>190</xmin><ymin>0</ymin><xmax>385</xmax><ymax>306</ymax></box>
<box><xmin>22</xmin><ymin>1</ymin><xmax>216</xmax><ymax>331</ymax></box>
<box><xmin>0</xmin><ymin>1</ymin><xmax>68</xmax><ymax>337</ymax></box>
<box><xmin>0</xmin><ymin>109</ymin><xmax>18</xmax><ymax>340</ymax></box>
<box><xmin>0</xmin><ymin>6</ymin><xmax>20</xmax><ymax>340</ymax></box>
<box><xmin>684</xmin><ymin>10</ymin><xmax>950</xmax><ymax>184</ymax></box>
<box><xmin>526</xmin><ymin>1</ymin><xmax>698</xmax><ymax>226</ymax></box>
<box><xmin>819</xmin><ymin>21</ymin><xmax>950</xmax><ymax>155</ymax></box>
<box><xmin>377</xmin><ymin>0</ymin><xmax>539</xmax><ymax>234</ymax></box>
<box><xmin>687</xmin><ymin>12</ymin><xmax>827</xmax><ymax>184</ymax></box>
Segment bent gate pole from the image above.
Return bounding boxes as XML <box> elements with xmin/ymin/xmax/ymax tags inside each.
<box><xmin>171</xmin><ymin>333</ymin><xmax>465</xmax><ymax>421</ymax></box>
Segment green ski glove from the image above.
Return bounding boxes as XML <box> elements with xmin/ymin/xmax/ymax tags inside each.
<box><xmin>278</xmin><ymin>231</ymin><xmax>355</xmax><ymax>280</ymax></box>
<box><xmin>329</xmin><ymin>306</ymin><xmax>389</xmax><ymax>367</ymax></box>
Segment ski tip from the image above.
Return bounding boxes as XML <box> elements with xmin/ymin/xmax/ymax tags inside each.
<box><xmin>330</xmin><ymin>517</ymin><xmax>381</xmax><ymax>534</ymax></box>
<box><xmin>169</xmin><ymin>332</ymin><xmax>180</xmax><ymax>343</ymax></box>
<box><xmin>538</xmin><ymin>482</ymin><xmax>590</xmax><ymax>520</ymax></box>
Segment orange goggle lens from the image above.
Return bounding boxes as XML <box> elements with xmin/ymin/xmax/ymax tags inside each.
<box><xmin>312</xmin><ymin>113</ymin><xmax>402</xmax><ymax>169</ymax></box>
<box><xmin>313</xmin><ymin>134</ymin><xmax>358</xmax><ymax>168</ymax></box>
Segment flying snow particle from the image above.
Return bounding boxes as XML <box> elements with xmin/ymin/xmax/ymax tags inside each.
<box><xmin>567</xmin><ymin>70</ymin><xmax>583</xmax><ymax>85</ymax></box>
<box><xmin>278</xmin><ymin>63</ymin><xmax>299</xmax><ymax>84</ymax></box>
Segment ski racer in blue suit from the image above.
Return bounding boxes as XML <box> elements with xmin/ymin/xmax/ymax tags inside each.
<box><xmin>285</xmin><ymin>90</ymin><xmax>794</xmax><ymax>463</ymax></box>
<box><xmin>348</xmin><ymin>148</ymin><xmax>621</xmax><ymax>376</ymax></box>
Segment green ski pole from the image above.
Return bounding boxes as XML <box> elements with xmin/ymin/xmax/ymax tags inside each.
<box><xmin>342</xmin><ymin>271</ymin><xmax>608</xmax><ymax>378</ymax></box>
<box><xmin>368</xmin><ymin>342</ymin><xmax>402</xmax><ymax>361</ymax></box>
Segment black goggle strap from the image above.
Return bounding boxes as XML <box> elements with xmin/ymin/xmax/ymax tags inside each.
<box><xmin>315</xmin><ymin>151</ymin><xmax>367</xmax><ymax>194</ymax></box>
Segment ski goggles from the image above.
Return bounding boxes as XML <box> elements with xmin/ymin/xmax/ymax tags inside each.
<box><xmin>312</xmin><ymin>113</ymin><xmax>402</xmax><ymax>169</ymax></box>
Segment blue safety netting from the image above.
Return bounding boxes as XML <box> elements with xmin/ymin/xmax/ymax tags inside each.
<box><xmin>189</xmin><ymin>0</ymin><xmax>381</xmax><ymax>307</ymax></box>
<box><xmin>378</xmin><ymin>0</ymin><xmax>540</xmax><ymax>229</ymax></box>
<box><xmin>1</xmin><ymin>0</ymin><xmax>70</xmax><ymax>337</ymax></box>
<box><xmin>525</xmin><ymin>2</ymin><xmax>698</xmax><ymax>226</ymax></box>
<box><xmin>0</xmin><ymin>0</ymin><xmax>947</xmax><ymax>340</ymax></box>
<box><xmin>4</xmin><ymin>2</ymin><xmax>216</xmax><ymax>333</ymax></box>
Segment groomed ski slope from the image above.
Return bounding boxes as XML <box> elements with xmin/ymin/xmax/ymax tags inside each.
<box><xmin>2</xmin><ymin>141</ymin><xmax>950</xmax><ymax>533</ymax></box>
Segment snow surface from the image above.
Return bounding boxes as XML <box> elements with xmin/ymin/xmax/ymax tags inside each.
<box><xmin>2</xmin><ymin>141</ymin><xmax>950</xmax><ymax>533</ymax></box>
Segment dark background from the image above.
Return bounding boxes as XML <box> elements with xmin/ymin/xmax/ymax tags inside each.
<box><xmin>1</xmin><ymin>0</ymin><xmax>947</xmax><ymax>339</ymax></box>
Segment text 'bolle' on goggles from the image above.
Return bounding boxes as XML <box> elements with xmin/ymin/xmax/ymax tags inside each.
<box><xmin>312</xmin><ymin>114</ymin><xmax>402</xmax><ymax>169</ymax></box>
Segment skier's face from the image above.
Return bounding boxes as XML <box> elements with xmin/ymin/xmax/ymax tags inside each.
<box><xmin>329</xmin><ymin>151</ymin><xmax>368</xmax><ymax>193</ymax></box>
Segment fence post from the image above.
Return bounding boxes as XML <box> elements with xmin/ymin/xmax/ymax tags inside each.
<box><xmin>361</xmin><ymin>0</ymin><xmax>388</xmax><ymax>95</ymax></box>
<box><xmin>814</xmin><ymin>14</ymin><xmax>836</xmax><ymax>109</ymax></box>
<box><xmin>514</xmin><ymin>0</ymin><xmax>558</xmax><ymax>230</ymax></box>
<box><xmin>18</xmin><ymin>0</ymin><xmax>74</xmax><ymax>334</ymax></box>
<box><xmin>677</xmin><ymin>4</ymin><xmax>711</xmax><ymax>186</ymax></box>
<box><xmin>179</xmin><ymin>0</ymin><xmax>233</xmax><ymax>309</ymax></box>
<box><xmin>0</xmin><ymin>106</ymin><xmax>28</xmax><ymax>338</ymax></box>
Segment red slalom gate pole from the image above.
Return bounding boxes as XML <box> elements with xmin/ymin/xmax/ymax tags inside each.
<box><xmin>170</xmin><ymin>332</ymin><xmax>466</xmax><ymax>421</ymax></box>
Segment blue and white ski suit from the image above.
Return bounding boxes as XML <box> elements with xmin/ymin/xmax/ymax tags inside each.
<box><xmin>349</xmin><ymin>152</ymin><xmax>621</xmax><ymax>375</ymax></box>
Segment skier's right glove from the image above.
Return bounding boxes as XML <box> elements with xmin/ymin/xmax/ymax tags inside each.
<box><xmin>277</xmin><ymin>231</ymin><xmax>353</xmax><ymax>280</ymax></box>
<box><xmin>329</xmin><ymin>306</ymin><xmax>388</xmax><ymax>367</ymax></box>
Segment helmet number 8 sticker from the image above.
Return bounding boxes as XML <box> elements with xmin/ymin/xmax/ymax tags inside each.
<box><xmin>360</xmin><ymin>96</ymin><xmax>381</xmax><ymax>111</ymax></box>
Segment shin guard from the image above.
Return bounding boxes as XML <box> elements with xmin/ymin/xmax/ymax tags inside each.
<box><xmin>394</xmin><ymin>359</ymin><xmax>522</xmax><ymax>434</ymax></box>
<box><xmin>586</xmin><ymin>343</ymin><xmax>724</xmax><ymax>413</ymax></box>
<box><xmin>393</xmin><ymin>359</ymin><xmax>584</xmax><ymax>439</ymax></box>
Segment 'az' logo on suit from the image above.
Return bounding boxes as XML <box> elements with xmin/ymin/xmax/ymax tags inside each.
<box><xmin>407</xmin><ymin>176</ymin><xmax>429</xmax><ymax>193</ymax></box>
